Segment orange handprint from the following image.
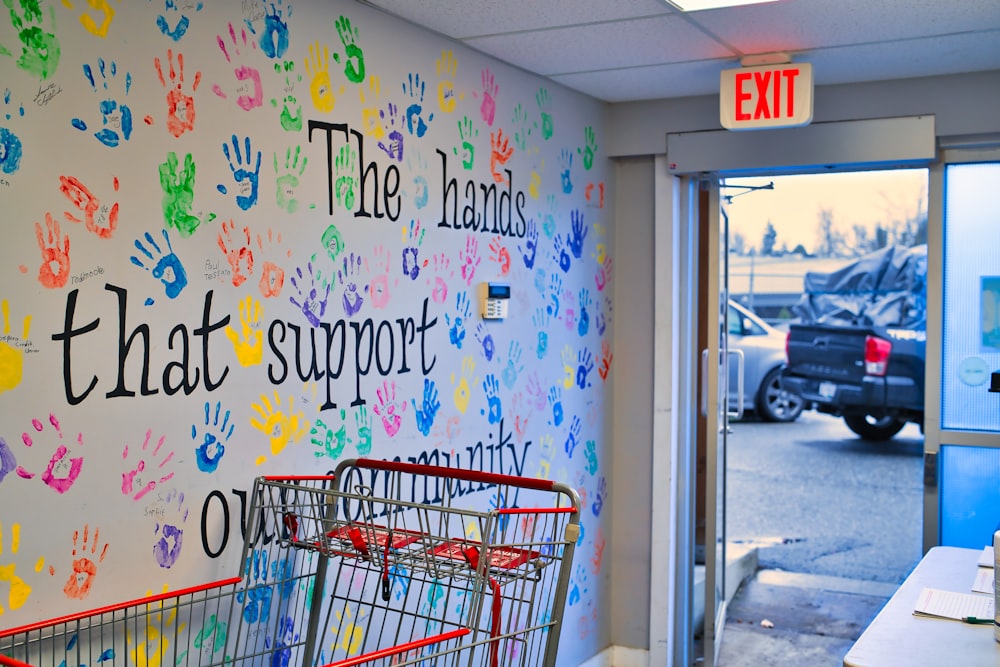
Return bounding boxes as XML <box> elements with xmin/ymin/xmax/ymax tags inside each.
<box><xmin>62</xmin><ymin>524</ymin><xmax>108</xmax><ymax>600</ymax></box>
<box><xmin>35</xmin><ymin>213</ymin><xmax>70</xmax><ymax>289</ymax></box>
<box><xmin>60</xmin><ymin>174</ymin><xmax>119</xmax><ymax>239</ymax></box>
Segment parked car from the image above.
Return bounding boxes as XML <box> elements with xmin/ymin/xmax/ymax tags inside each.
<box><xmin>728</xmin><ymin>300</ymin><xmax>805</xmax><ymax>422</ymax></box>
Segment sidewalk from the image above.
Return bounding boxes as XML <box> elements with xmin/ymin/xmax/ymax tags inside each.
<box><xmin>717</xmin><ymin>567</ymin><xmax>898</xmax><ymax>666</ymax></box>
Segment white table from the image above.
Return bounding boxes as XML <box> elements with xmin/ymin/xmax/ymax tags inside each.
<box><xmin>844</xmin><ymin>546</ymin><xmax>999</xmax><ymax>667</ymax></box>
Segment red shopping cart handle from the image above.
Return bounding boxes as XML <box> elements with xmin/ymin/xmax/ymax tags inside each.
<box><xmin>345</xmin><ymin>457</ymin><xmax>559</xmax><ymax>491</ymax></box>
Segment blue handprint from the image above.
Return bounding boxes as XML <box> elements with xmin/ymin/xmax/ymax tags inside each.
<box><xmin>546</xmin><ymin>274</ymin><xmax>563</xmax><ymax>318</ymax></box>
<box><xmin>1</xmin><ymin>88</ymin><xmax>24</xmax><ymax>174</ymax></box>
<box><xmin>71</xmin><ymin>59</ymin><xmax>133</xmax><ymax>147</ymax></box>
<box><xmin>218</xmin><ymin>135</ymin><xmax>261</xmax><ymax>211</ymax></box>
<box><xmin>532</xmin><ymin>307</ymin><xmax>550</xmax><ymax>359</ymax></box>
<box><xmin>475</xmin><ymin>322</ymin><xmax>495</xmax><ymax>362</ymax></box>
<box><xmin>192</xmin><ymin>401</ymin><xmax>234</xmax><ymax>473</ymax></box>
<box><xmin>568</xmin><ymin>209</ymin><xmax>587</xmax><ymax>259</ymax></box>
<box><xmin>518</xmin><ymin>218</ymin><xmax>538</xmax><ymax>269</ymax></box>
<box><xmin>482</xmin><ymin>374</ymin><xmax>502</xmax><ymax>425</ymax></box>
<box><xmin>501</xmin><ymin>341</ymin><xmax>523</xmax><ymax>390</ymax></box>
<box><xmin>577</xmin><ymin>288</ymin><xmax>591</xmax><ymax>337</ymax></box>
<box><xmin>490</xmin><ymin>491</ymin><xmax>510</xmax><ymax>532</ymax></box>
<box><xmin>130</xmin><ymin>230</ymin><xmax>188</xmax><ymax>299</ymax></box>
<box><xmin>403</xmin><ymin>72</ymin><xmax>433</xmax><ymax>137</ymax></box>
<box><xmin>576</xmin><ymin>348</ymin><xmax>595</xmax><ymax>389</ymax></box>
<box><xmin>237</xmin><ymin>549</ymin><xmax>273</xmax><ymax>624</ymax></box>
<box><xmin>564</xmin><ymin>416</ymin><xmax>581</xmax><ymax>458</ymax></box>
<box><xmin>337</xmin><ymin>252</ymin><xmax>365</xmax><ymax>317</ymax></box>
<box><xmin>412</xmin><ymin>378</ymin><xmax>440</xmax><ymax>437</ymax></box>
<box><xmin>445</xmin><ymin>290</ymin><xmax>471</xmax><ymax>349</ymax></box>
<box><xmin>548</xmin><ymin>386</ymin><xmax>564</xmax><ymax>427</ymax></box>
<box><xmin>289</xmin><ymin>260</ymin><xmax>332</xmax><ymax>327</ymax></box>
<box><xmin>584</xmin><ymin>439</ymin><xmax>599</xmax><ymax>475</ymax></box>
<box><xmin>592</xmin><ymin>476</ymin><xmax>607</xmax><ymax>516</ymax></box>
<box><xmin>597</xmin><ymin>296</ymin><xmax>612</xmax><ymax>336</ymax></box>
<box><xmin>553</xmin><ymin>234</ymin><xmax>572</xmax><ymax>273</ymax></box>
<box><xmin>559</xmin><ymin>148</ymin><xmax>573</xmax><ymax>194</ymax></box>
<box><xmin>270</xmin><ymin>615</ymin><xmax>298</xmax><ymax>667</ymax></box>
<box><xmin>153</xmin><ymin>0</ymin><xmax>203</xmax><ymax>41</ymax></box>
<box><xmin>257</xmin><ymin>1</ymin><xmax>291</xmax><ymax>59</ymax></box>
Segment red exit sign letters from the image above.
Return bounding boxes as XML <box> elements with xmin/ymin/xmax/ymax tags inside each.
<box><xmin>719</xmin><ymin>63</ymin><xmax>813</xmax><ymax>130</ymax></box>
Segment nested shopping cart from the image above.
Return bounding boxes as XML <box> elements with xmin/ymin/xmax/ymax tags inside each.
<box><xmin>1</xmin><ymin>458</ymin><xmax>581</xmax><ymax>667</ymax></box>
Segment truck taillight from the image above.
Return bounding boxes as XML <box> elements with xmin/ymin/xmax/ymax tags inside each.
<box><xmin>864</xmin><ymin>335</ymin><xmax>892</xmax><ymax>376</ymax></box>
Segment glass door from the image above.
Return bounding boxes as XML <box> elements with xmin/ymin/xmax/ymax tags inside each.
<box><xmin>701</xmin><ymin>178</ymin><xmax>731</xmax><ymax>666</ymax></box>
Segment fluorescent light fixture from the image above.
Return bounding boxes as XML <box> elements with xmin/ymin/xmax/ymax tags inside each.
<box><xmin>665</xmin><ymin>0</ymin><xmax>779</xmax><ymax>11</ymax></box>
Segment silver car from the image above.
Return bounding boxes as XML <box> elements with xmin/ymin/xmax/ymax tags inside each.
<box><xmin>728</xmin><ymin>300</ymin><xmax>804</xmax><ymax>422</ymax></box>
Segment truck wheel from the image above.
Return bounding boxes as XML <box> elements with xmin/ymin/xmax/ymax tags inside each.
<box><xmin>843</xmin><ymin>414</ymin><xmax>905</xmax><ymax>441</ymax></box>
<box><xmin>757</xmin><ymin>367</ymin><xmax>805</xmax><ymax>423</ymax></box>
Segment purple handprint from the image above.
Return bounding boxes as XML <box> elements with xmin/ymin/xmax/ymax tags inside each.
<box><xmin>475</xmin><ymin>323</ymin><xmax>495</xmax><ymax>362</ymax></box>
<box><xmin>289</xmin><ymin>261</ymin><xmax>331</xmax><ymax>327</ymax></box>
<box><xmin>153</xmin><ymin>488</ymin><xmax>187</xmax><ymax>568</ymax></box>
<box><xmin>338</xmin><ymin>253</ymin><xmax>365</xmax><ymax>317</ymax></box>
<box><xmin>377</xmin><ymin>103</ymin><xmax>404</xmax><ymax>161</ymax></box>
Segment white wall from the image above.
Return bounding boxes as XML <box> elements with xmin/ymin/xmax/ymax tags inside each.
<box><xmin>0</xmin><ymin>2</ymin><xmax>612</xmax><ymax>665</ymax></box>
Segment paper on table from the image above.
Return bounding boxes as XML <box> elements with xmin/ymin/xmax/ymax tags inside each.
<box><xmin>971</xmin><ymin>567</ymin><xmax>994</xmax><ymax>595</ymax></box>
<box><xmin>913</xmin><ymin>587</ymin><xmax>994</xmax><ymax>621</ymax></box>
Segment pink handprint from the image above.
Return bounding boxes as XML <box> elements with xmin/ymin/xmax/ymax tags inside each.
<box><xmin>480</xmin><ymin>68</ymin><xmax>498</xmax><ymax>126</ymax></box>
<box><xmin>372</xmin><ymin>380</ymin><xmax>406</xmax><ymax>437</ymax></box>
<box><xmin>121</xmin><ymin>429</ymin><xmax>175</xmax><ymax>501</ymax></box>
<box><xmin>16</xmin><ymin>413</ymin><xmax>84</xmax><ymax>494</ymax></box>
<box><xmin>459</xmin><ymin>235</ymin><xmax>481</xmax><ymax>286</ymax></box>
<box><xmin>212</xmin><ymin>23</ymin><xmax>262</xmax><ymax>111</ymax></box>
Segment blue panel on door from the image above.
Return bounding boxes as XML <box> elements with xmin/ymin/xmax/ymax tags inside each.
<box><xmin>940</xmin><ymin>444</ymin><xmax>1000</xmax><ymax>548</ymax></box>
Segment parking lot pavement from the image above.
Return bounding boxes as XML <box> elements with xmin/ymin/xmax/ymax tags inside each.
<box><xmin>718</xmin><ymin>568</ymin><xmax>897</xmax><ymax>667</ymax></box>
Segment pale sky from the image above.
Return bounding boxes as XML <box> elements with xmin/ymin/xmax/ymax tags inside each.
<box><xmin>725</xmin><ymin>169</ymin><xmax>928</xmax><ymax>254</ymax></box>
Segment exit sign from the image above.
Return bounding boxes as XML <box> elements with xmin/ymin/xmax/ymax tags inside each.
<box><xmin>720</xmin><ymin>63</ymin><xmax>813</xmax><ymax>130</ymax></box>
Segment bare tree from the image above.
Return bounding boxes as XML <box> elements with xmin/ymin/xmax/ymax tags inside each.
<box><xmin>761</xmin><ymin>221</ymin><xmax>777</xmax><ymax>256</ymax></box>
<box><xmin>814</xmin><ymin>207</ymin><xmax>846</xmax><ymax>257</ymax></box>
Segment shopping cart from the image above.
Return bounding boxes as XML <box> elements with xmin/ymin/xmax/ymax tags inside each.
<box><xmin>249</xmin><ymin>457</ymin><xmax>582</xmax><ymax>667</ymax></box>
<box><xmin>1</xmin><ymin>458</ymin><xmax>581</xmax><ymax>667</ymax></box>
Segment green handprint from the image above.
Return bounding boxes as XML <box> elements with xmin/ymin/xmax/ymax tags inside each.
<box><xmin>159</xmin><ymin>152</ymin><xmax>210</xmax><ymax>238</ymax></box>
<box><xmin>354</xmin><ymin>405</ymin><xmax>372</xmax><ymax>456</ymax></box>
<box><xmin>309</xmin><ymin>412</ymin><xmax>348</xmax><ymax>460</ymax></box>
<box><xmin>274</xmin><ymin>146</ymin><xmax>307</xmax><ymax>214</ymax></box>
<box><xmin>1</xmin><ymin>0</ymin><xmax>61</xmax><ymax>80</ymax></box>
<box><xmin>334</xmin><ymin>144</ymin><xmax>357</xmax><ymax>210</ymax></box>
<box><xmin>334</xmin><ymin>16</ymin><xmax>364</xmax><ymax>84</ymax></box>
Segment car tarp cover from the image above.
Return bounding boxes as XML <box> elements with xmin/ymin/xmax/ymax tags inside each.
<box><xmin>794</xmin><ymin>244</ymin><xmax>927</xmax><ymax>328</ymax></box>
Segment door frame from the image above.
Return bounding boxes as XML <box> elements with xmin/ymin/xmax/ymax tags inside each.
<box><xmin>660</xmin><ymin>118</ymin><xmax>940</xmax><ymax>665</ymax></box>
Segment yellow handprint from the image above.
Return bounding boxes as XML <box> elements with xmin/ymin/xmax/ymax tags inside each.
<box><xmin>250</xmin><ymin>391</ymin><xmax>309</xmax><ymax>464</ymax></box>
<box><xmin>305</xmin><ymin>41</ymin><xmax>337</xmax><ymax>113</ymax></box>
<box><xmin>62</xmin><ymin>0</ymin><xmax>119</xmax><ymax>38</ymax></box>
<box><xmin>334</xmin><ymin>605</ymin><xmax>366</xmax><ymax>655</ymax></box>
<box><xmin>0</xmin><ymin>299</ymin><xmax>31</xmax><ymax>394</ymax></box>
<box><xmin>128</xmin><ymin>585</ymin><xmax>174</xmax><ymax>667</ymax></box>
<box><xmin>0</xmin><ymin>522</ymin><xmax>32</xmax><ymax>616</ymax></box>
<box><xmin>359</xmin><ymin>75</ymin><xmax>383</xmax><ymax>139</ymax></box>
<box><xmin>225</xmin><ymin>295</ymin><xmax>263</xmax><ymax>366</ymax></box>
<box><xmin>435</xmin><ymin>50</ymin><xmax>459</xmax><ymax>113</ymax></box>
<box><xmin>450</xmin><ymin>355</ymin><xmax>476</xmax><ymax>415</ymax></box>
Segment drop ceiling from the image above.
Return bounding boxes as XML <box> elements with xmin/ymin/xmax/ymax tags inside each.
<box><xmin>357</xmin><ymin>0</ymin><xmax>1000</xmax><ymax>103</ymax></box>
